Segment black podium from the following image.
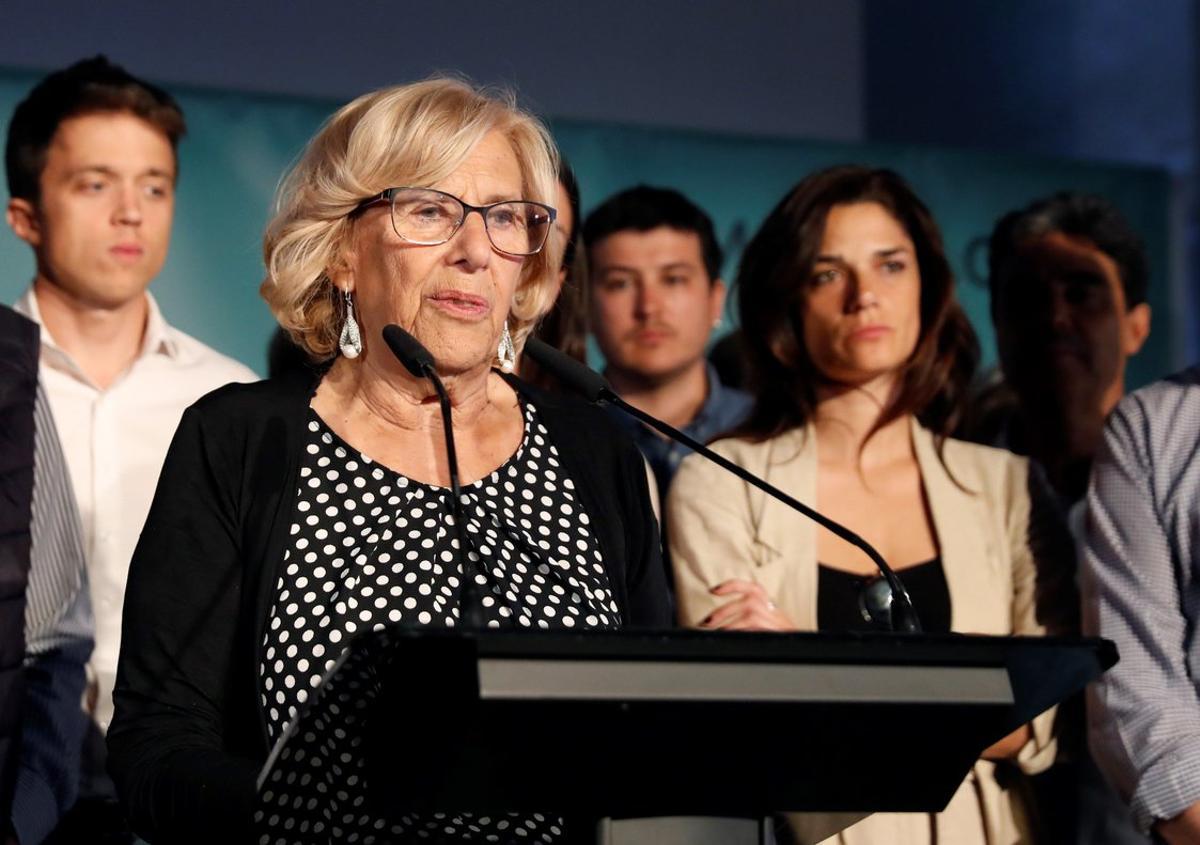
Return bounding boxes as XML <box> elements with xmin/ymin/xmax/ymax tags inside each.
<box><xmin>258</xmin><ymin>627</ymin><xmax>1115</xmax><ymax>843</ymax></box>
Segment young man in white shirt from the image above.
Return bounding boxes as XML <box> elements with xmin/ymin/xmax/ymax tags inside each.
<box><xmin>4</xmin><ymin>57</ymin><xmax>256</xmax><ymax>836</ymax></box>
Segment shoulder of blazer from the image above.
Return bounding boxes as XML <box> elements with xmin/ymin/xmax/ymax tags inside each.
<box><xmin>915</xmin><ymin>426</ymin><xmax>1031</xmax><ymax>576</ymax></box>
<box><xmin>682</xmin><ymin>428</ymin><xmax>815</xmax><ymax>556</ymax></box>
<box><xmin>932</xmin><ymin>430</ymin><xmax>1029</xmax><ymax>499</ymax></box>
<box><xmin>703</xmin><ymin>427</ymin><xmax>812</xmax><ymax>471</ymax></box>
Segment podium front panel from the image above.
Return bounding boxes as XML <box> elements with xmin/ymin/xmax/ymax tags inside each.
<box><xmin>256</xmin><ymin>627</ymin><xmax>1115</xmax><ymax>827</ymax></box>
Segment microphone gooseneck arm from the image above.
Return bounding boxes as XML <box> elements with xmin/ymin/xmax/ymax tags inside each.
<box><xmin>522</xmin><ymin>337</ymin><xmax>922</xmax><ymax>634</ymax></box>
<box><xmin>423</xmin><ymin>371</ymin><xmax>485</xmax><ymax>628</ymax></box>
<box><xmin>382</xmin><ymin>324</ymin><xmax>484</xmax><ymax>628</ymax></box>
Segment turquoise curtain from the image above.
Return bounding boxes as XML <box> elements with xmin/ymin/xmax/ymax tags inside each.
<box><xmin>0</xmin><ymin>70</ymin><xmax>1171</xmax><ymax>387</ymax></box>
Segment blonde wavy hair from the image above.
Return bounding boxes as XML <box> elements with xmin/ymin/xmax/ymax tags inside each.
<box><xmin>261</xmin><ymin>77</ymin><xmax>562</xmax><ymax>362</ymax></box>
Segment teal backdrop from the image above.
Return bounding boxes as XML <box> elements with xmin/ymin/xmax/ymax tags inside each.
<box><xmin>0</xmin><ymin>68</ymin><xmax>1173</xmax><ymax>389</ymax></box>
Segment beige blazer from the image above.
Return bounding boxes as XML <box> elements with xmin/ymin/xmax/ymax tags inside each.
<box><xmin>667</xmin><ymin>419</ymin><xmax>1058</xmax><ymax>845</ymax></box>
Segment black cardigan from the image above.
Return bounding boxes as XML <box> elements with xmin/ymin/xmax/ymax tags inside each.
<box><xmin>106</xmin><ymin>373</ymin><xmax>670</xmax><ymax>844</ymax></box>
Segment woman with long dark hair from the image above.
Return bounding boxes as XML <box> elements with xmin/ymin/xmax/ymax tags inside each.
<box><xmin>667</xmin><ymin>165</ymin><xmax>1059</xmax><ymax>843</ymax></box>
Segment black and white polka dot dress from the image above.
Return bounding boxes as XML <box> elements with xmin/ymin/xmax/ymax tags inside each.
<box><xmin>255</xmin><ymin>400</ymin><xmax>620</xmax><ymax>843</ymax></box>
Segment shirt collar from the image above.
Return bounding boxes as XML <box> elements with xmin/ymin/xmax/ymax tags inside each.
<box><xmin>14</xmin><ymin>286</ymin><xmax>182</xmax><ymax>362</ymax></box>
<box><xmin>604</xmin><ymin>362</ymin><xmax>748</xmax><ymax>444</ymax></box>
<box><xmin>689</xmin><ymin>362</ymin><xmax>728</xmax><ymax>429</ymax></box>
<box><xmin>139</xmin><ymin>292</ymin><xmax>182</xmax><ymax>359</ymax></box>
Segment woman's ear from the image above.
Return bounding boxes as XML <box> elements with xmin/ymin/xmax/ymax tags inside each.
<box><xmin>328</xmin><ymin>248</ymin><xmax>355</xmax><ymax>293</ymax></box>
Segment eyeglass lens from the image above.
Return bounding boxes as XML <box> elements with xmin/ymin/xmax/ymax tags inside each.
<box><xmin>389</xmin><ymin>189</ymin><xmax>552</xmax><ymax>256</ymax></box>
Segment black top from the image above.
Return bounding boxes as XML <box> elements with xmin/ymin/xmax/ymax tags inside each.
<box><xmin>817</xmin><ymin>559</ymin><xmax>952</xmax><ymax>634</ymax></box>
<box><xmin>107</xmin><ymin>373</ymin><xmax>670</xmax><ymax>845</ymax></box>
<box><xmin>258</xmin><ymin>403</ymin><xmax>617</xmax><ymax>842</ymax></box>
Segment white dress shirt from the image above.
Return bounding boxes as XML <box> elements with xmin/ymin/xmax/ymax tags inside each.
<box><xmin>14</xmin><ymin>288</ymin><xmax>258</xmax><ymax>732</ymax></box>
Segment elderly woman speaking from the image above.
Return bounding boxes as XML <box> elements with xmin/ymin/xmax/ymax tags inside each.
<box><xmin>107</xmin><ymin>79</ymin><xmax>670</xmax><ymax>844</ymax></box>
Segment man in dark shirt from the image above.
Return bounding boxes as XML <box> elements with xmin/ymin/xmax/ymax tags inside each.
<box><xmin>974</xmin><ymin>192</ymin><xmax>1151</xmax><ymax>506</ymax></box>
<box><xmin>583</xmin><ymin>186</ymin><xmax>751</xmax><ymax>507</ymax></box>
<box><xmin>0</xmin><ymin>304</ymin><xmax>91</xmax><ymax>845</ymax></box>
<box><xmin>971</xmin><ymin>192</ymin><xmax>1153</xmax><ymax>845</ymax></box>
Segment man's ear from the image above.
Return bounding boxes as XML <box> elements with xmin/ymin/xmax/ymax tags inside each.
<box><xmin>1122</xmin><ymin>302</ymin><xmax>1151</xmax><ymax>356</ymax></box>
<box><xmin>6</xmin><ymin>197</ymin><xmax>41</xmax><ymax>248</ymax></box>
<box><xmin>709</xmin><ymin>277</ymin><xmax>728</xmax><ymax>328</ymax></box>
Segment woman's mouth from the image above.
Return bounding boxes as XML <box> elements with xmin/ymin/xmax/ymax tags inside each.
<box><xmin>428</xmin><ymin>290</ymin><xmax>490</xmax><ymax>320</ymax></box>
<box><xmin>849</xmin><ymin>324</ymin><xmax>892</xmax><ymax>341</ymax></box>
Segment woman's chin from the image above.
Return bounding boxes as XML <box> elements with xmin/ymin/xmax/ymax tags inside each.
<box><xmin>820</xmin><ymin>353</ymin><xmax>904</xmax><ymax>383</ymax></box>
<box><xmin>424</xmin><ymin>347</ymin><xmax>495</xmax><ymax>377</ymax></box>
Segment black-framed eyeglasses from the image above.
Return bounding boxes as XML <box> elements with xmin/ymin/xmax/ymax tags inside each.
<box><xmin>353</xmin><ymin>187</ymin><xmax>557</xmax><ymax>257</ymax></box>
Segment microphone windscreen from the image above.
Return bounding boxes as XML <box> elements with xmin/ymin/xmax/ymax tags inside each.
<box><xmin>382</xmin><ymin>324</ymin><xmax>435</xmax><ymax>378</ymax></box>
<box><xmin>522</xmin><ymin>337</ymin><xmax>612</xmax><ymax>403</ymax></box>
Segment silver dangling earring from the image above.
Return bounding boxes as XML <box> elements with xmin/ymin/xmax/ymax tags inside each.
<box><xmin>339</xmin><ymin>289</ymin><xmax>362</xmax><ymax>359</ymax></box>
<box><xmin>497</xmin><ymin>322</ymin><xmax>516</xmax><ymax>373</ymax></box>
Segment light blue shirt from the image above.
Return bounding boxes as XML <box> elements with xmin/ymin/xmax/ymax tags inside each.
<box><xmin>1083</xmin><ymin>365</ymin><xmax>1200</xmax><ymax>833</ymax></box>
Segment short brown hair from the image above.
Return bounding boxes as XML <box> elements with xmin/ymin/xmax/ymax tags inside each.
<box><xmin>733</xmin><ymin>165</ymin><xmax>979</xmax><ymax>448</ymax></box>
<box><xmin>5</xmin><ymin>55</ymin><xmax>186</xmax><ymax>203</ymax></box>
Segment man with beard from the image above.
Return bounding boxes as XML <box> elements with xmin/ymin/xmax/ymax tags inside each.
<box><xmin>584</xmin><ymin>185</ymin><xmax>751</xmax><ymax>509</ymax></box>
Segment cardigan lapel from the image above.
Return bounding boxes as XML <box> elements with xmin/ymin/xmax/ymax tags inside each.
<box><xmin>749</xmin><ymin>425</ymin><xmax>820</xmax><ymax>629</ymax></box>
<box><xmin>910</xmin><ymin>419</ymin><xmax>1001</xmax><ymax>633</ymax></box>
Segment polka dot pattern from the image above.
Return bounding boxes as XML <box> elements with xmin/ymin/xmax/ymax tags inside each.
<box><xmin>255</xmin><ymin>402</ymin><xmax>616</xmax><ymax>842</ymax></box>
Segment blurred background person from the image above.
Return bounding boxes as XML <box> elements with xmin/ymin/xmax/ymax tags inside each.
<box><xmin>0</xmin><ymin>303</ymin><xmax>92</xmax><ymax>845</ymax></box>
<box><xmin>0</xmin><ymin>305</ymin><xmax>39</xmax><ymax>845</ymax></box>
<box><xmin>108</xmin><ymin>78</ymin><xmax>669</xmax><ymax>843</ymax></box>
<box><xmin>968</xmin><ymin>192</ymin><xmax>1155</xmax><ymax>844</ymax></box>
<box><xmin>669</xmin><ymin>165</ymin><xmax>1061</xmax><ymax>844</ymax></box>
<box><xmin>266</xmin><ymin>323</ymin><xmax>316</xmax><ymax>380</ymax></box>
<box><xmin>3</xmin><ymin>56</ymin><xmax>257</xmax><ymax>840</ymax></box>
<box><xmin>584</xmin><ymin>185</ymin><xmax>750</xmax><ymax>506</ymax></box>
<box><xmin>968</xmin><ymin>192</ymin><xmax>1151</xmax><ymax>510</ymax></box>
<box><xmin>521</xmin><ymin>157</ymin><xmax>588</xmax><ymax>389</ymax></box>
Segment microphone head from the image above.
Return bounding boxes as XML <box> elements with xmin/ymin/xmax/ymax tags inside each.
<box><xmin>382</xmin><ymin>324</ymin><xmax>435</xmax><ymax>379</ymax></box>
<box><xmin>522</xmin><ymin>337</ymin><xmax>613</xmax><ymax>403</ymax></box>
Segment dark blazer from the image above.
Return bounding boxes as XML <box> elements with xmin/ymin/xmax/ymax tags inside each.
<box><xmin>0</xmin><ymin>306</ymin><xmax>38</xmax><ymax>818</ymax></box>
<box><xmin>107</xmin><ymin>373</ymin><xmax>670</xmax><ymax>844</ymax></box>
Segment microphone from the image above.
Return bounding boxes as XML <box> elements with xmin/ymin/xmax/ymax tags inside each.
<box><xmin>382</xmin><ymin>324</ymin><xmax>485</xmax><ymax>628</ymax></box>
<box><xmin>382</xmin><ymin>323</ymin><xmax>434</xmax><ymax>378</ymax></box>
<box><xmin>522</xmin><ymin>337</ymin><xmax>922</xmax><ymax>634</ymax></box>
